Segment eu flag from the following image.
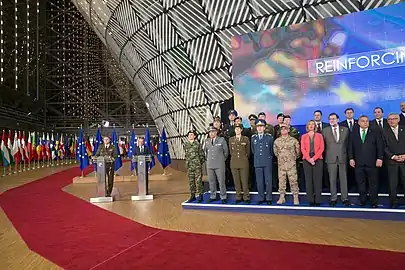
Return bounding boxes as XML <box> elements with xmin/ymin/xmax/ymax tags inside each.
<box><xmin>93</xmin><ymin>128</ymin><xmax>102</xmax><ymax>171</ymax></box>
<box><xmin>112</xmin><ymin>128</ymin><xmax>122</xmax><ymax>171</ymax></box>
<box><xmin>128</xmin><ymin>128</ymin><xmax>136</xmax><ymax>171</ymax></box>
<box><xmin>64</xmin><ymin>134</ymin><xmax>70</xmax><ymax>158</ymax></box>
<box><xmin>144</xmin><ymin>127</ymin><xmax>155</xmax><ymax>170</ymax></box>
<box><xmin>78</xmin><ymin>128</ymin><xmax>89</xmax><ymax>171</ymax></box>
<box><xmin>157</xmin><ymin>128</ymin><xmax>171</xmax><ymax>169</ymax></box>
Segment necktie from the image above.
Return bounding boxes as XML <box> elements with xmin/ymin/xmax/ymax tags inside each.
<box><xmin>349</xmin><ymin>121</ymin><xmax>353</xmax><ymax>131</ymax></box>
<box><xmin>361</xmin><ymin>129</ymin><xmax>366</xmax><ymax>143</ymax></box>
<box><xmin>333</xmin><ymin>127</ymin><xmax>338</xmax><ymax>142</ymax></box>
<box><xmin>259</xmin><ymin>134</ymin><xmax>262</xmax><ymax>140</ymax></box>
<box><xmin>394</xmin><ymin>129</ymin><xmax>398</xmax><ymax>140</ymax></box>
<box><xmin>317</xmin><ymin>123</ymin><xmax>321</xmax><ymax>133</ymax></box>
<box><xmin>141</xmin><ymin>147</ymin><xmax>144</xmax><ymax>154</ymax></box>
<box><xmin>378</xmin><ymin>120</ymin><xmax>382</xmax><ymax>129</ymax></box>
<box><xmin>211</xmin><ymin>139</ymin><xmax>214</xmax><ymax>145</ymax></box>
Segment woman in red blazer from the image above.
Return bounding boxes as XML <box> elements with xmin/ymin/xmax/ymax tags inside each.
<box><xmin>300</xmin><ymin>120</ymin><xmax>325</xmax><ymax>206</ymax></box>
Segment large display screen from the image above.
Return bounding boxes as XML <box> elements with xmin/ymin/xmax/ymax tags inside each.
<box><xmin>232</xmin><ymin>3</ymin><xmax>405</xmax><ymax>126</ymax></box>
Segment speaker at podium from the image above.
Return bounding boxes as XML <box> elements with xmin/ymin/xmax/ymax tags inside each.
<box><xmin>90</xmin><ymin>156</ymin><xmax>119</xmax><ymax>203</ymax></box>
<box><xmin>131</xmin><ymin>154</ymin><xmax>154</xmax><ymax>201</ymax></box>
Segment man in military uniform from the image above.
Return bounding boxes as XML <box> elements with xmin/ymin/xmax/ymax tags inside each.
<box><xmin>224</xmin><ymin>109</ymin><xmax>237</xmax><ymax>138</ymax></box>
<box><xmin>184</xmin><ymin>130</ymin><xmax>205</xmax><ymax>203</ymax></box>
<box><xmin>273</xmin><ymin>125</ymin><xmax>301</xmax><ymax>205</ymax></box>
<box><xmin>251</xmin><ymin>119</ymin><xmax>274</xmax><ymax>204</ymax></box>
<box><xmin>276</xmin><ymin>115</ymin><xmax>300</xmax><ymax>140</ymax></box>
<box><xmin>204</xmin><ymin>126</ymin><xmax>229</xmax><ymax>203</ymax></box>
<box><xmin>274</xmin><ymin>113</ymin><xmax>285</xmax><ymax>138</ymax></box>
<box><xmin>212</xmin><ymin>116</ymin><xmax>224</xmax><ymax>137</ymax></box>
<box><xmin>229</xmin><ymin>124</ymin><xmax>250</xmax><ymax>203</ymax></box>
<box><xmin>246</xmin><ymin>114</ymin><xmax>258</xmax><ymax>138</ymax></box>
<box><xmin>94</xmin><ymin>136</ymin><xmax>118</xmax><ymax>197</ymax></box>
<box><xmin>258</xmin><ymin>112</ymin><xmax>275</xmax><ymax>137</ymax></box>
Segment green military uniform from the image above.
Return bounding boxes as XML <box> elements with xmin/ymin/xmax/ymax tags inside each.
<box><xmin>184</xmin><ymin>139</ymin><xmax>205</xmax><ymax>200</ymax></box>
<box><xmin>273</xmin><ymin>135</ymin><xmax>301</xmax><ymax>204</ymax></box>
<box><xmin>229</xmin><ymin>134</ymin><xmax>250</xmax><ymax>202</ymax></box>
<box><xmin>95</xmin><ymin>144</ymin><xmax>118</xmax><ymax>197</ymax></box>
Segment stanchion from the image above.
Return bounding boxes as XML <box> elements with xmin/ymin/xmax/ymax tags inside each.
<box><xmin>1</xmin><ymin>166</ymin><xmax>5</xmax><ymax>177</ymax></box>
<box><xmin>14</xmin><ymin>164</ymin><xmax>17</xmax><ymax>174</ymax></box>
<box><xmin>19</xmin><ymin>162</ymin><xmax>22</xmax><ymax>173</ymax></box>
<box><xmin>8</xmin><ymin>166</ymin><xmax>12</xmax><ymax>175</ymax></box>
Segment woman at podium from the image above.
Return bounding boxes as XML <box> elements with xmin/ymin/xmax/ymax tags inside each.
<box><xmin>94</xmin><ymin>136</ymin><xmax>118</xmax><ymax>197</ymax></box>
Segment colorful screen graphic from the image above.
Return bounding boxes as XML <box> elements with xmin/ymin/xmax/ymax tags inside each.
<box><xmin>232</xmin><ymin>3</ymin><xmax>405</xmax><ymax>126</ymax></box>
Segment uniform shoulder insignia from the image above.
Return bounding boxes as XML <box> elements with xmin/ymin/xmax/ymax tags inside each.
<box><xmin>252</xmin><ymin>134</ymin><xmax>257</xmax><ymax>137</ymax></box>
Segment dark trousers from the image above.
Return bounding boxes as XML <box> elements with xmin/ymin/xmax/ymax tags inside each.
<box><xmin>387</xmin><ymin>163</ymin><xmax>405</xmax><ymax>204</ymax></box>
<box><xmin>105</xmin><ymin>163</ymin><xmax>115</xmax><ymax>196</ymax></box>
<box><xmin>355</xmin><ymin>166</ymin><xmax>378</xmax><ymax>205</ymax></box>
<box><xmin>255</xmin><ymin>166</ymin><xmax>272</xmax><ymax>201</ymax></box>
<box><xmin>225</xmin><ymin>157</ymin><xmax>234</xmax><ymax>187</ymax></box>
<box><xmin>303</xmin><ymin>159</ymin><xmax>323</xmax><ymax>204</ymax></box>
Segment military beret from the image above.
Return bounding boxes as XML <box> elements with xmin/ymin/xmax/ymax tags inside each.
<box><xmin>255</xmin><ymin>119</ymin><xmax>266</xmax><ymax>126</ymax></box>
<box><xmin>248</xmin><ymin>114</ymin><xmax>258</xmax><ymax>120</ymax></box>
<box><xmin>258</xmin><ymin>112</ymin><xmax>266</xmax><ymax>117</ymax></box>
<box><xmin>228</xmin><ymin>109</ymin><xmax>238</xmax><ymax>116</ymax></box>
<box><xmin>284</xmin><ymin>115</ymin><xmax>291</xmax><ymax>119</ymax></box>
<box><xmin>235</xmin><ymin>116</ymin><xmax>242</xmax><ymax>121</ymax></box>
<box><xmin>277</xmin><ymin>113</ymin><xmax>284</xmax><ymax>119</ymax></box>
<box><xmin>187</xmin><ymin>130</ymin><xmax>197</xmax><ymax>136</ymax></box>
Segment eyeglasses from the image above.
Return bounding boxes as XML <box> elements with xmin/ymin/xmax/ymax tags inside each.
<box><xmin>388</xmin><ymin>118</ymin><xmax>399</xmax><ymax>121</ymax></box>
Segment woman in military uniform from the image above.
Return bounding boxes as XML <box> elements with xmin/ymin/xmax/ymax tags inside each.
<box><xmin>184</xmin><ymin>130</ymin><xmax>205</xmax><ymax>203</ymax></box>
<box><xmin>229</xmin><ymin>124</ymin><xmax>250</xmax><ymax>203</ymax></box>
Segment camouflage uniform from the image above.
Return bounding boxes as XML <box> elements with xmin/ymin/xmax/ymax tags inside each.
<box><xmin>184</xmin><ymin>140</ymin><xmax>205</xmax><ymax>197</ymax></box>
<box><xmin>273</xmin><ymin>135</ymin><xmax>301</xmax><ymax>195</ymax></box>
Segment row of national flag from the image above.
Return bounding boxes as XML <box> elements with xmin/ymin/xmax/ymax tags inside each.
<box><xmin>0</xmin><ymin>130</ymin><xmax>81</xmax><ymax>168</ymax></box>
<box><xmin>1</xmin><ymin>127</ymin><xmax>171</xmax><ymax>174</ymax></box>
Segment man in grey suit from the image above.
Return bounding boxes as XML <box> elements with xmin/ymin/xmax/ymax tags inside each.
<box><xmin>204</xmin><ymin>125</ymin><xmax>229</xmax><ymax>204</ymax></box>
<box><xmin>322</xmin><ymin>113</ymin><xmax>350</xmax><ymax>206</ymax></box>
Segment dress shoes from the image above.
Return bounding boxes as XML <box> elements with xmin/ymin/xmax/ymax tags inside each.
<box><xmin>343</xmin><ymin>200</ymin><xmax>350</xmax><ymax>206</ymax></box>
<box><xmin>244</xmin><ymin>200</ymin><xmax>251</xmax><ymax>204</ymax></box>
<box><xmin>329</xmin><ymin>201</ymin><xmax>337</xmax><ymax>207</ymax></box>
<box><xmin>209</xmin><ymin>198</ymin><xmax>216</xmax><ymax>203</ymax></box>
<box><xmin>235</xmin><ymin>199</ymin><xmax>242</xmax><ymax>204</ymax></box>
<box><xmin>221</xmin><ymin>199</ymin><xmax>227</xmax><ymax>204</ymax></box>
<box><xmin>197</xmin><ymin>195</ymin><xmax>203</xmax><ymax>203</ymax></box>
<box><xmin>266</xmin><ymin>200</ymin><xmax>272</xmax><ymax>205</ymax></box>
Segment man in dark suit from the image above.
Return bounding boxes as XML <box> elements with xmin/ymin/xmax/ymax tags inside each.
<box><xmin>383</xmin><ymin>113</ymin><xmax>405</xmax><ymax>208</ymax></box>
<box><xmin>370</xmin><ymin>107</ymin><xmax>388</xmax><ymax>131</ymax></box>
<box><xmin>95</xmin><ymin>136</ymin><xmax>118</xmax><ymax>197</ymax></box>
<box><xmin>313</xmin><ymin>110</ymin><xmax>329</xmax><ymax>133</ymax></box>
<box><xmin>322</xmin><ymin>113</ymin><xmax>350</xmax><ymax>206</ymax></box>
<box><xmin>273</xmin><ymin>113</ymin><xmax>284</xmax><ymax>138</ymax></box>
<box><xmin>399</xmin><ymin>102</ymin><xmax>405</xmax><ymax>125</ymax></box>
<box><xmin>340</xmin><ymin>107</ymin><xmax>358</xmax><ymax>132</ymax></box>
<box><xmin>348</xmin><ymin>115</ymin><xmax>384</xmax><ymax>207</ymax></box>
<box><xmin>339</xmin><ymin>107</ymin><xmax>358</xmax><ymax>192</ymax></box>
<box><xmin>135</xmin><ymin>137</ymin><xmax>152</xmax><ymax>194</ymax></box>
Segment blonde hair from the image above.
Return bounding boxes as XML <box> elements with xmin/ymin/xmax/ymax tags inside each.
<box><xmin>306</xmin><ymin>120</ymin><xmax>316</xmax><ymax>132</ymax></box>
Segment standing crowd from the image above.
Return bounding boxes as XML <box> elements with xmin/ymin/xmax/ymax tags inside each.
<box><xmin>184</xmin><ymin>103</ymin><xmax>405</xmax><ymax>209</ymax></box>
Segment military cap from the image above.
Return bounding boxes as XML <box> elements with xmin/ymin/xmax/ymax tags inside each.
<box><xmin>284</xmin><ymin>114</ymin><xmax>291</xmax><ymax>119</ymax></box>
<box><xmin>235</xmin><ymin>116</ymin><xmax>242</xmax><ymax>121</ymax></box>
<box><xmin>258</xmin><ymin>112</ymin><xmax>266</xmax><ymax>117</ymax></box>
<box><xmin>280</xmin><ymin>125</ymin><xmax>289</xmax><ymax>130</ymax></box>
<box><xmin>234</xmin><ymin>124</ymin><xmax>243</xmax><ymax>129</ymax></box>
<box><xmin>187</xmin><ymin>130</ymin><xmax>197</xmax><ymax>136</ymax></box>
<box><xmin>248</xmin><ymin>114</ymin><xmax>258</xmax><ymax>120</ymax></box>
<box><xmin>255</xmin><ymin>119</ymin><xmax>266</xmax><ymax>126</ymax></box>
<box><xmin>213</xmin><ymin>116</ymin><xmax>221</xmax><ymax>122</ymax></box>
<box><xmin>208</xmin><ymin>126</ymin><xmax>218</xmax><ymax>132</ymax></box>
<box><xmin>228</xmin><ymin>109</ymin><xmax>238</xmax><ymax>116</ymax></box>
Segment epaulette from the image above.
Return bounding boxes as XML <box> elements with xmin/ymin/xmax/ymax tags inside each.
<box><xmin>252</xmin><ymin>134</ymin><xmax>258</xmax><ymax>137</ymax></box>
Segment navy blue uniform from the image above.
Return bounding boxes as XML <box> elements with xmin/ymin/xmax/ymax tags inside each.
<box><xmin>251</xmin><ymin>133</ymin><xmax>274</xmax><ymax>202</ymax></box>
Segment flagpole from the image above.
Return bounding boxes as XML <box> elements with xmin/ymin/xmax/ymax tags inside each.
<box><xmin>2</xmin><ymin>166</ymin><xmax>5</xmax><ymax>177</ymax></box>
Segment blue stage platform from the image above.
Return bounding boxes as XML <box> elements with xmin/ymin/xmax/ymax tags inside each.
<box><xmin>182</xmin><ymin>192</ymin><xmax>405</xmax><ymax>221</ymax></box>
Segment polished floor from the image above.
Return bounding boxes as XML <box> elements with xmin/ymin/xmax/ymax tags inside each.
<box><xmin>1</xmin><ymin>163</ymin><xmax>405</xmax><ymax>269</ymax></box>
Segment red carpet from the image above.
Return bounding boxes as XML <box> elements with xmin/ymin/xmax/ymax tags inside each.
<box><xmin>0</xmin><ymin>167</ymin><xmax>404</xmax><ymax>270</ymax></box>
